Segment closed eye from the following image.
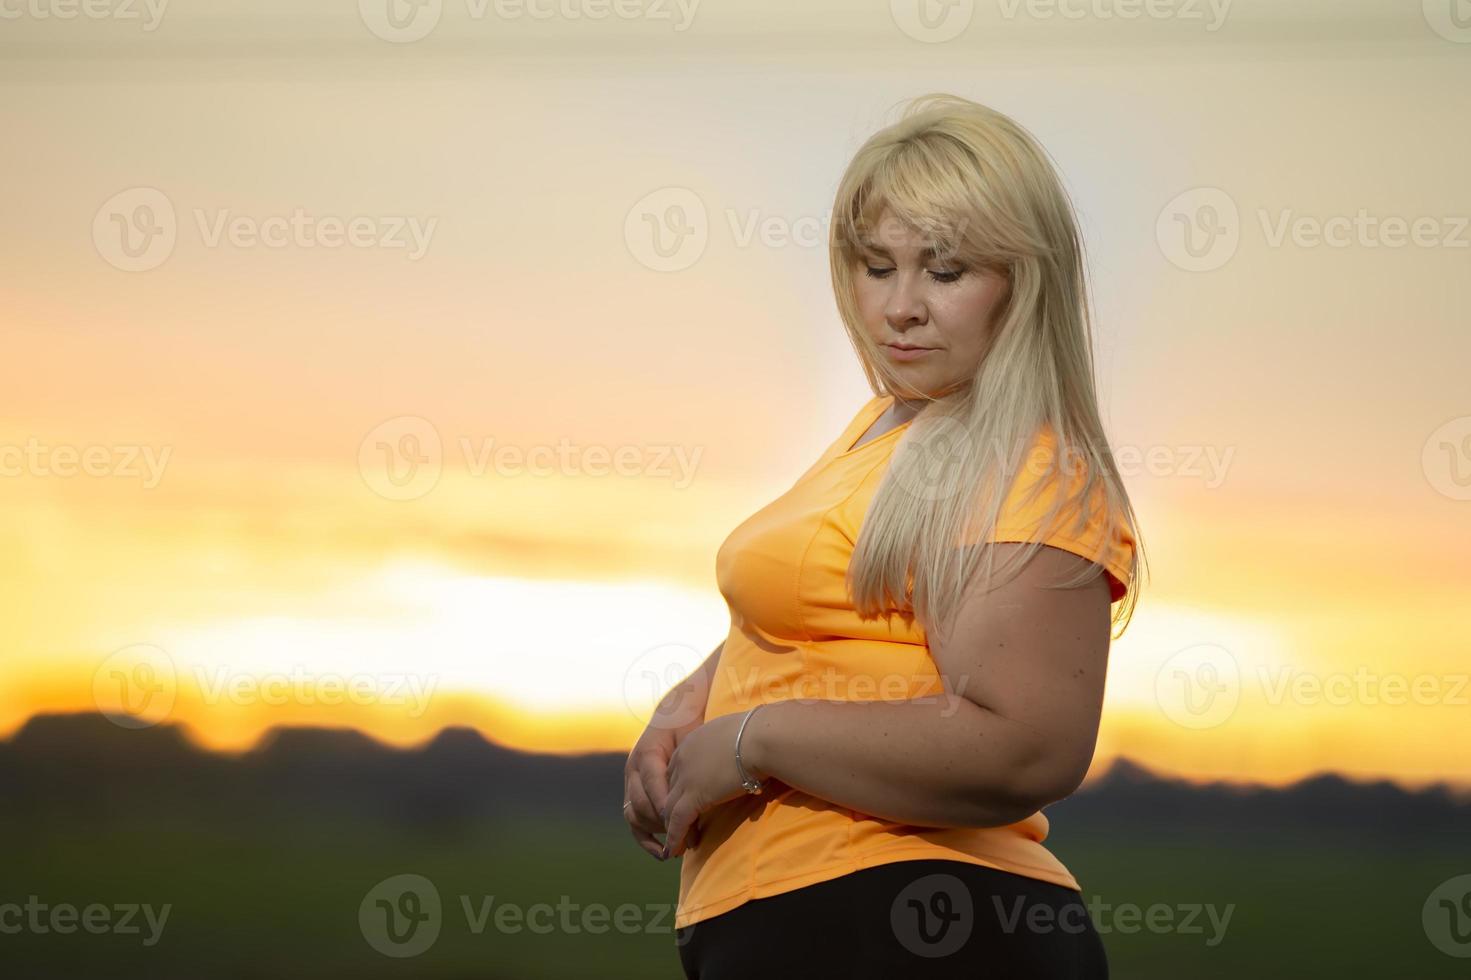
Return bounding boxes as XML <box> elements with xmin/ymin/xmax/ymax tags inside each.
<box><xmin>864</xmin><ymin>266</ymin><xmax>964</xmax><ymax>284</ymax></box>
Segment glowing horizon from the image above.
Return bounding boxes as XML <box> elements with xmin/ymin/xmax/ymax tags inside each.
<box><xmin>3</xmin><ymin>10</ymin><xmax>1468</xmax><ymax>801</ymax></box>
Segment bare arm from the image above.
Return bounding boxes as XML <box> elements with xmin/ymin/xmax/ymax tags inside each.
<box><xmin>624</xmin><ymin>640</ymin><xmax>724</xmax><ymax>860</ymax></box>
<box><xmin>654</xmin><ymin>640</ymin><xmax>724</xmax><ymax>742</ymax></box>
<box><xmin>739</xmin><ymin>544</ymin><xmax>1112</xmax><ymax>829</ymax></box>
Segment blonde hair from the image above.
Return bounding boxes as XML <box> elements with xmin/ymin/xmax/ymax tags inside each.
<box><xmin>830</xmin><ymin>93</ymin><xmax>1147</xmax><ymax>639</ymax></box>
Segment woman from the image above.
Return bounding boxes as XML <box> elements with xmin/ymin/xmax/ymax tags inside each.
<box><xmin>623</xmin><ymin>93</ymin><xmax>1145</xmax><ymax>979</ymax></box>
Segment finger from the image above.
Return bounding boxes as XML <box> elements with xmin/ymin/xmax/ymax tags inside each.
<box><xmin>665</xmin><ymin>801</ymin><xmax>698</xmax><ymax>859</ymax></box>
<box><xmin>629</xmin><ymin>826</ymin><xmax>663</xmax><ymax>861</ymax></box>
<box><xmin>625</xmin><ymin>773</ymin><xmax>664</xmax><ymax>833</ymax></box>
<box><xmin>623</xmin><ymin>777</ymin><xmax>666</xmax><ymax>860</ymax></box>
<box><xmin>629</xmin><ymin>743</ymin><xmax>672</xmax><ymax>827</ymax></box>
<box><xmin>641</xmin><ymin>750</ymin><xmax>674</xmax><ymax>826</ymax></box>
<box><xmin>687</xmin><ymin>812</ymin><xmax>702</xmax><ymax>849</ymax></box>
<box><xmin>679</xmin><ymin>804</ymin><xmax>703</xmax><ymax>851</ymax></box>
<box><xmin>663</xmin><ymin>765</ymin><xmax>681</xmax><ymax>815</ymax></box>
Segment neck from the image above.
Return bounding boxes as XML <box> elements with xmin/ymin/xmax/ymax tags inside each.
<box><xmin>888</xmin><ymin>394</ymin><xmax>924</xmax><ymax>421</ymax></box>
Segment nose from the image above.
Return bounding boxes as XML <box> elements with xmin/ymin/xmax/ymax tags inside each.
<box><xmin>884</xmin><ymin>272</ymin><xmax>928</xmax><ymax>329</ymax></box>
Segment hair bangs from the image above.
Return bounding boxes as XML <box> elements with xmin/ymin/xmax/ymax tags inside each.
<box><xmin>837</xmin><ymin>148</ymin><xmax>1013</xmax><ymax>275</ymax></box>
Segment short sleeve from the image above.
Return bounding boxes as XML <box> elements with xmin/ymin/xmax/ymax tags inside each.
<box><xmin>969</xmin><ymin>426</ymin><xmax>1134</xmax><ymax>603</ymax></box>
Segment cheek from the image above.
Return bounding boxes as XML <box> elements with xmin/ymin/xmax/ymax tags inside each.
<box><xmin>853</xmin><ymin>280</ymin><xmax>884</xmax><ymax>322</ymax></box>
<box><xmin>946</xmin><ymin>286</ymin><xmax>1003</xmax><ymax>341</ymax></box>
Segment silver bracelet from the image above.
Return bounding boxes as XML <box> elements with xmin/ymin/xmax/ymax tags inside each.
<box><xmin>734</xmin><ymin>703</ymin><xmax>765</xmax><ymax>795</ymax></box>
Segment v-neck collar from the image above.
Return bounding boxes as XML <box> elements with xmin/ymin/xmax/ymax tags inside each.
<box><xmin>835</xmin><ymin>394</ymin><xmax>914</xmax><ymax>458</ymax></box>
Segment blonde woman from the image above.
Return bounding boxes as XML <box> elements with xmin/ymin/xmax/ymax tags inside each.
<box><xmin>623</xmin><ymin>93</ymin><xmax>1144</xmax><ymax>978</ymax></box>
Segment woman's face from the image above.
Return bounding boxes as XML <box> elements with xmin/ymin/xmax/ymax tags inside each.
<box><xmin>852</xmin><ymin>207</ymin><xmax>1010</xmax><ymax>402</ymax></box>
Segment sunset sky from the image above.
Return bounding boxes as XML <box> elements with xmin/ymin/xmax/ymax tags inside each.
<box><xmin>2</xmin><ymin>1</ymin><xmax>1468</xmax><ymax>792</ymax></box>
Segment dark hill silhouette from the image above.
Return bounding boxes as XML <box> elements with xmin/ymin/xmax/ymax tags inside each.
<box><xmin>2</xmin><ymin>711</ymin><xmax>1467</xmax><ymax>845</ymax></box>
<box><xmin>0</xmin><ymin>712</ymin><xmax>623</xmax><ymax>833</ymax></box>
<box><xmin>1047</xmin><ymin>754</ymin><xmax>1471</xmax><ymax>843</ymax></box>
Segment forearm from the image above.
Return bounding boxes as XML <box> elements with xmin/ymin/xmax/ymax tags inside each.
<box><xmin>653</xmin><ymin>641</ymin><xmax>724</xmax><ymax>741</ymax></box>
<box><xmin>739</xmin><ymin>695</ymin><xmax>1045</xmax><ymax>829</ymax></box>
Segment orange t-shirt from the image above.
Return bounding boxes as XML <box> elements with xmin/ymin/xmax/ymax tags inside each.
<box><xmin>674</xmin><ymin>392</ymin><xmax>1134</xmax><ymax>930</ymax></box>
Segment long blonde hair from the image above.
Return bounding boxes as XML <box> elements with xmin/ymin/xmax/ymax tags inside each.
<box><xmin>831</xmin><ymin>93</ymin><xmax>1147</xmax><ymax>639</ymax></box>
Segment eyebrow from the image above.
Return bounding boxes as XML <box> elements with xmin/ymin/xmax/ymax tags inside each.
<box><xmin>857</xmin><ymin>239</ymin><xmax>946</xmax><ymax>258</ymax></box>
<box><xmin>858</xmin><ymin>239</ymin><xmax>959</xmax><ymax>262</ymax></box>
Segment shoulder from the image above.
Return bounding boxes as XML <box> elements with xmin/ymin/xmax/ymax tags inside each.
<box><xmin>992</xmin><ymin>423</ymin><xmax>1135</xmax><ymax>602</ymax></box>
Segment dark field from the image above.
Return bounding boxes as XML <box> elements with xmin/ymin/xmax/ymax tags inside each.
<box><xmin>4</xmin><ymin>714</ymin><xmax>1468</xmax><ymax>978</ymax></box>
<box><xmin>4</xmin><ymin>815</ymin><xmax>1468</xmax><ymax>978</ymax></box>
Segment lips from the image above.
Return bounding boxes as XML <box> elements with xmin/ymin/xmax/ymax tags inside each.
<box><xmin>883</xmin><ymin>344</ymin><xmax>937</xmax><ymax>362</ymax></box>
<box><xmin>885</xmin><ymin>343</ymin><xmax>934</xmax><ymax>351</ymax></box>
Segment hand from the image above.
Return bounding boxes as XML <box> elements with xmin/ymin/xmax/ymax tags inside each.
<box><xmin>662</xmin><ymin>712</ymin><xmax>758</xmax><ymax>859</ymax></box>
<box><xmin>624</xmin><ymin>722</ymin><xmax>679</xmax><ymax>861</ymax></box>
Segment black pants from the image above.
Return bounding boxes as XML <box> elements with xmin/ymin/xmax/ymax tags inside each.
<box><xmin>676</xmin><ymin>859</ymin><xmax>1108</xmax><ymax>979</ymax></box>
